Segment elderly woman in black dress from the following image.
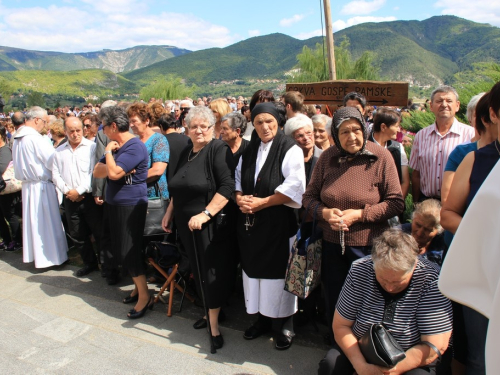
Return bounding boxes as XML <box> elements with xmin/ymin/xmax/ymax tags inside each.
<box><xmin>162</xmin><ymin>106</ymin><xmax>234</xmax><ymax>350</ymax></box>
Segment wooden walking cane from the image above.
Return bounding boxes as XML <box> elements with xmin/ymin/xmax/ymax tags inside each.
<box><xmin>191</xmin><ymin>231</ymin><xmax>216</xmax><ymax>354</ymax></box>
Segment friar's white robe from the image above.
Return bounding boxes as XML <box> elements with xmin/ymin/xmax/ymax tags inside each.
<box><xmin>439</xmin><ymin>161</ymin><xmax>500</xmax><ymax>375</ymax></box>
<box><xmin>13</xmin><ymin>126</ymin><xmax>68</xmax><ymax>268</ymax></box>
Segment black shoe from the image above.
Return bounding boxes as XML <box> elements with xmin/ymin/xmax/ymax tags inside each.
<box><xmin>212</xmin><ymin>333</ymin><xmax>224</xmax><ymax>349</ymax></box>
<box><xmin>106</xmin><ymin>273</ymin><xmax>121</xmax><ymax>285</ymax></box>
<box><xmin>193</xmin><ymin>318</ymin><xmax>207</xmax><ymax>330</ymax></box>
<box><xmin>193</xmin><ymin>310</ymin><xmax>226</xmax><ymax>329</ymax></box>
<box><xmin>123</xmin><ymin>293</ymin><xmax>139</xmax><ymax>304</ymax></box>
<box><xmin>128</xmin><ymin>296</ymin><xmax>154</xmax><ymax>319</ymax></box>
<box><xmin>243</xmin><ymin>323</ymin><xmax>271</xmax><ymax>340</ymax></box>
<box><xmin>274</xmin><ymin>333</ymin><xmax>293</xmax><ymax>350</ymax></box>
<box><xmin>76</xmin><ymin>264</ymin><xmax>98</xmax><ymax>277</ymax></box>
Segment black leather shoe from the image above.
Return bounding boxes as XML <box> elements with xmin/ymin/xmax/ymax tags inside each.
<box><xmin>76</xmin><ymin>264</ymin><xmax>98</xmax><ymax>277</ymax></box>
<box><xmin>274</xmin><ymin>333</ymin><xmax>293</xmax><ymax>350</ymax></box>
<box><xmin>212</xmin><ymin>334</ymin><xmax>224</xmax><ymax>349</ymax></box>
<box><xmin>193</xmin><ymin>310</ymin><xmax>226</xmax><ymax>330</ymax></box>
<box><xmin>128</xmin><ymin>297</ymin><xmax>154</xmax><ymax>319</ymax></box>
<box><xmin>243</xmin><ymin>324</ymin><xmax>270</xmax><ymax>340</ymax></box>
<box><xmin>193</xmin><ymin>318</ymin><xmax>207</xmax><ymax>330</ymax></box>
<box><xmin>123</xmin><ymin>293</ymin><xmax>139</xmax><ymax>304</ymax></box>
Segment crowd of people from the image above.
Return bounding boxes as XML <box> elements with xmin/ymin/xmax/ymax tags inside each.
<box><xmin>0</xmin><ymin>82</ymin><xmax>499</xmax><ymax>374</ymax></box>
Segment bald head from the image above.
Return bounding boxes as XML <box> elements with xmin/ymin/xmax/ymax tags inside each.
<box><xmin>11</xmin><ymin>111</ymin><xmax>26</xmax><ymax>129</ymax></box>
<box><xmin>64</xmin><ymin>116</ymin><xmax>84</xmax><ymax>148</ymax></box>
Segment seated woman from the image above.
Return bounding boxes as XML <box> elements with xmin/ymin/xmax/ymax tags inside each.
<box><xmin>399</xmin><ymin>199</ymin><xmax>447</xmax><ymax>266</ymax></box>
<box><xmin>318</xmin><ymin>229</ymin><xmax>453</xmax><ymax>375</ymax></box>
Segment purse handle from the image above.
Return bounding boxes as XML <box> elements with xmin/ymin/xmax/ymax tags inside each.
<box><xmin>420</xmin><ymin>340</ymin><xmax>442</xmax><ymax>367</ymax></box>
<box><xmin>303</xmin><ymin>201</ymin><xmax>321</xmax><ymax>230</ymax></box>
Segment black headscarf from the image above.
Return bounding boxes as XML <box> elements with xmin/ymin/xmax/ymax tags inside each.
<box><xmin>251</xmin><ymin>102</ymin><xmax>280</xmax><ymax>123</ymax></box>
<box><xmin>331</xmin><ymin>106</ymin><xmax>371</xmax><ymax>162</ymax></box>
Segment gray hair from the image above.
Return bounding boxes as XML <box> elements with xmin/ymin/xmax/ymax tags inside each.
<box><xmin>180</xmin><ymin>99</ymin><xmax>194</xmax><ymax>108</ymax></box>
<box><xmin>311</xmin><ymin>114</ymin><xmax>332</xmax><ymax>136</ymax></box>
<box><xmin>101</xmin><ymin>100</ymin><xmax>117</xmax><ymax>109</ymax></box>
<box><xmin>372</xmin><ymin>229</ymin><xmax>420</xmax><ymax>273</ymax></box>
<box><xmin>430</xmin><ymin>85</ymin><xmax>459</xmax><ymax>102</ymax></box>
<box><xmin>412</xmin><ymin>199</ymin><xmax>443</xmax><ymax>233</ymax></box>
<box><xmin>185</xmin><ymin>106</ymin><xmax>215</xmax><ymax>128</ymax></box>
<box><xmin>221</xmin><ymin>112</ymin><xmax>247</xmax><ymax>136</ymax></box>
<box><xmin>466</xmin><ymin>92</ymin><xmax>486</xmax><ymax>125</ymax></box>
<box><xmin>284</xmin><ymin>113</ymin><xmax>313</xmax><ymax>136</ymax></box>
<box><xmin>25</xmin><ymin>106</ymin><xmax>47</xmax><ymax>121</ymax></box>
<box><xmin>98</xmin><ymin>106</ymin><xmax>129</xmax><ymax>132</ymax></box>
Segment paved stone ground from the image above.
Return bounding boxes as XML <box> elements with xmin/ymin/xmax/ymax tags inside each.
<box><xmin>0</xmin><ymin>249</ymin><xmax>328</xmax><ymax>374</ymax></box>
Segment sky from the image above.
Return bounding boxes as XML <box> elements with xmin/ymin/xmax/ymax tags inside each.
<box><xmin>0</xmin><ymin>0</ymin><xmax>499</xmax><ymax>53</ymax></box>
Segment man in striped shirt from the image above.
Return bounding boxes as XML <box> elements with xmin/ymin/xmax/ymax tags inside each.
<box><xmin>410</xmin><ymin>86</ymin><xmax>475</xmax><ymax>202</ymax></box>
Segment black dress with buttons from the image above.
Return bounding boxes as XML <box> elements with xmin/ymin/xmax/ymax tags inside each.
<box><xmin>169</xmin><ymin>140</ymin><xmax>235</xmax><ymax>308</ymax></box>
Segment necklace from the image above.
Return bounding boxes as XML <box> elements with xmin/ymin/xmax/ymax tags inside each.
<box><xmin>244</xmin><ymin>214</ymin><xmax>255</xmax><ymax>231</ymax></box>
<box><xmin>187</xmin><ymin>142</ymin><xmax>209</xmax><ymax>162</ymax></box>
<box><xmin>495</xmin><ymin>140</ymin><xmax>500</xmax><ymax>156</ymax></box>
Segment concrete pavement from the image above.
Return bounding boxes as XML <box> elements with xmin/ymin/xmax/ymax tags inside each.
<box><xmin>0</xmin><ymin>250</ymin><xmax>326</xmax><ymax>374</ymax></box>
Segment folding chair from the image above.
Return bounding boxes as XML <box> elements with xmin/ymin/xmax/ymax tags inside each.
<box><xmin>146</xmin><ymin>241</ymin><xmax>194</xmax><ymax>317</ymax></box>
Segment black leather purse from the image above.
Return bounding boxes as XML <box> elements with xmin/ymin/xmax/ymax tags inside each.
<box><xmin>358</xmin><ymin>323</ymin><xmax>406</xmax><ymax>367</ymax></box>
<box><xmin>144</xmin><ymin>182</ymin><xmax>169</xmax><ymax>236</ymax></box>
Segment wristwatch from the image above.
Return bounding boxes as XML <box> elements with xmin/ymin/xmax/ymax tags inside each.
<box><xmin>103</xmin><ymin>150</ymin><xmax>112</xmax><ymax>156</ymax></box>
<box><xmin>202</xmin><ymin>209</ymin><xmax>213</xmax><ymax>219</ymax></box>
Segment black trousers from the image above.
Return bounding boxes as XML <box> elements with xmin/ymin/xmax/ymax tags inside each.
<box><xmin>64</xmin><ymin>194</ymin><xmax>102</xmax><ymax>266</ymax></box>
<box><xmin>318</xmin><ymin>347</ymin><xmax>436</xmax><ymax>375</ymax></box>
<box><xmin>322</xmin><ymin>241</ymin><xmax>371</xmax><ymax>345</ymax></box>
<box><xmin>0</xmin><ymin>191</ymin><xmax>22</xmax><ymax>244</ymax></box>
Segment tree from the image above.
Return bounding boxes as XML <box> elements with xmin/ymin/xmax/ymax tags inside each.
<box><xmin>140</xmin><ymin>76</ymin><xmax>196</xmax><ymax>102</ymax></box>
<box><xmin>26</xmin><ymin>91</ymin><xmax>46</xmax><ymax>107</ymax></box>
<box><xmin>289</xmin><ymin>37</ymin><xmax>380</xmax><ymax>83</ymax></box>
<box><xmin>0</xmin><ymin>78</ymin><xmax>13</xmax><ymax>106</ymax></box>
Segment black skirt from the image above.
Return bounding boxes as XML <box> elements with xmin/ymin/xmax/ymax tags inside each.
<box><xmin>103</xmin><ymin>203</ymin><xmax>147</xmax><ymax>278</ymax></box>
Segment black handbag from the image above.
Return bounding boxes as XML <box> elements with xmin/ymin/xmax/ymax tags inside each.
<box><xmin>144</xmin><ymin>182</ymin><xmax>169</xmax><ymax>236</ymax></box>
<box><xmin>145</xmin><ymin>241</ymin><xmax>181</xmax><ymax>269</ymax></box>
<box><xmin>358</xmin><ymin>323</ymin><xmax>406</xmax><ymax>367</ymax></box>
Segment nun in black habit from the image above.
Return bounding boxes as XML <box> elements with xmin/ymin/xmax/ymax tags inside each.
<box><xmin>235</xmin><ymin>103</ymin><xmax>306</xmax><ymax>350</ymax></box>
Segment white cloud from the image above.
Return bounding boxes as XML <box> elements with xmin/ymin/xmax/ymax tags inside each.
<box><xmin>341</xmin><ymin>0</ymin><xmax>386</xmax><ymax>16</ymax></box>
<box><xmin>248</xmin><ymin>29</ymin><xmax>261</xmax><ymax>37</ymax></box>
<box><xmin>332</xmin><ymin>16</ymin><xmax>397</xmax><ymax>32</ymax></box>
<box><xmin>295</xmin><ymin>29</ymin><xmax>323</xmax><ymax>40</ymax></box>
<box><xmin>433</xmin><ymin>0</ymin><xmax>500</xmax><ymax>26</ymax></box>
<box><xmin>0</xmin><ymin>4</ymin><xmax>235</xmax><ymax>52</ymax></box>
<box><xmin>279</xmin><ymin>14</ymin><xmax>306</xmax><ymax>27</ymax></box>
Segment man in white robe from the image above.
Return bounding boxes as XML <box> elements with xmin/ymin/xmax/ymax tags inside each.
<box><xmin>12</xmin><ymin>106</ymin><xmax>68</xmax><ymax>268</ymax></box>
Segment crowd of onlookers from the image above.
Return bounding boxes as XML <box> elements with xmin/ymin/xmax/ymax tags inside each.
<box><xmin>1</xmin><ymin>81</ymin><xmax>499</xmax><ymax>374</ymax></box>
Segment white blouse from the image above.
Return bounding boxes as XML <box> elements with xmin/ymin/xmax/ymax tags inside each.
<box><xmin>235</xmin><ymin>140</ymin><xmax>305</xmax><ymax>209</ymax></box>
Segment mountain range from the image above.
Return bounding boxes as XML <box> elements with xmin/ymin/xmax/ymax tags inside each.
<box><xmin>1</xmin><ymin>15</ymin><xmax>499</xmax><ymax>99</ymax></box>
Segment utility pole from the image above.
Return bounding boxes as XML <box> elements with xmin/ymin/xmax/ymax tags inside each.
<box><xmin>323</xmin><ymin>0</ymin><xmax>336</xmax><ymax>80</ymax></box>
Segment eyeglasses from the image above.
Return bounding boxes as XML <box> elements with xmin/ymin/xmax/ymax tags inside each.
<box><xmin>189</xmin><ymin>125</ymin><xmax>211</xmax><ymax>132</ymax></box>
<box><xmin>35</xmin><ymin>117</ymin><xmax>47</xmax><ymax>125</ymax></box>
<box><xmin>83</xmin><ymin>124</ymin><xmax>91</xmax><ymax>128</ymax></box>
<box><xmin>180</xmin><ymin>107</ymin><xmax>191</xmax><ymax>112</ymax></box>
<box><xmin>294</xmin><ymin>130</ymin><xmax>313</xmax><ymax>141</ymax></box>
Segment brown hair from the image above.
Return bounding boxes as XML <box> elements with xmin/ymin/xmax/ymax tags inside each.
<box><xmin>127</xmin><ymin>102</ymin><xmax>152</xmax><ymax>125</ymax></box>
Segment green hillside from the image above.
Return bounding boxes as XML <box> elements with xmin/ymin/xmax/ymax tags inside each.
<box><xmin>123</xmin><ymin>33</ymin><xmax>320</xmax><ymax>85</ymax></box>
<box><xmin>124</xmin><ymin>15</ymin><xmax>500</xmax><ymax>89</ymax></box>
<box><xmin>0</xmin><ymin>69</ymin><xmax>137</xmax><ymax>97</ymax></box>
